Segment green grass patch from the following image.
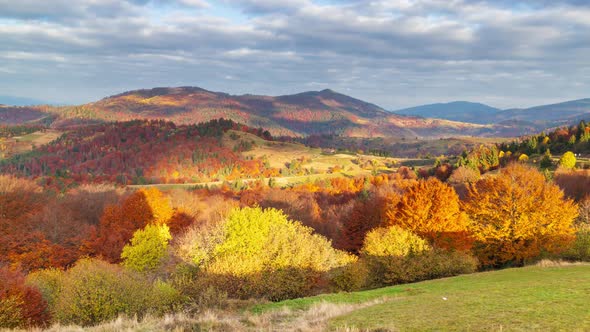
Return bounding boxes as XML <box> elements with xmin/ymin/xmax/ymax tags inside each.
<box><xmin>252</xmin><ymin>264</ymin><xmax>590</xmax><ymax>331</ymax></box>
<box><xmin>329</xmin><ymin>264</ymin><xmax>590</xmax><ymax>331</ymax></box>
<box><xmin>250</xmin><ymin>284</ymin><xmax>408</xmax><ymax>314</ymax></box>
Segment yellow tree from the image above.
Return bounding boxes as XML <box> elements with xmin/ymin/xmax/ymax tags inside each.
<box><xmin>559</xmin><ymin>151</ymin><xmax>577</xmax><ymax>170</ymax></box>
<box><xmin>386</xmin><ymin>177</ymin><xmax>473</xmax><ymax>251</ymax></box>
<box><xmin>84</xmin><ymin>188</ymin><xmax>174</xmax><ymax>262</ymax></box>
<box><xmin>463</xmin><ymin>163</ymin><xmax>577</xmax><ymax>266</ymax></box>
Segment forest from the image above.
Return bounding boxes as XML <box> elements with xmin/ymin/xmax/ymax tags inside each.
<box><xmin>1</xmin><ymin>119</ymin><xmax>590</xmax><ymax>329</ymax></box>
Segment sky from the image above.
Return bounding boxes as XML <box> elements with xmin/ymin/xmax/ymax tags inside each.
<box><xmin>1</xmin><ymin>0</ymin><xmax>590</xmax><ymax>110</ymax></box>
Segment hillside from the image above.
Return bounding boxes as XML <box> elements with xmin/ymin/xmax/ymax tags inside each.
<box><xmin>0</xmin><ymin>87</ymin><xmax>503</xmax><ymax>138</ymax></box>
<box><xmin>395</xmin><ymin>101</ymin><xmax>501</xmax><ymax>124</ymax></box>
<box><xmin>6</xmin><ymin>87</ymin><xmax>590</xmax><ymax>138</ymax></box>
<box><xmin>0</xmin><ymin>119</ymin><xmax>277</xmax><ymax>184</ymax></box>
<box><xmin>255</xmin><ymin>264</ymin><xmax>590</xmax><ymax>331</ymax></box>
<box><xmin>395</xmin><ymin>98</ymin><xmax>590</xmax><ymax>130</ymax></box>
<box><xmin>499</xmin><ymin>98</ymin><xmax>590</xmax><ymax>126</ymax></box>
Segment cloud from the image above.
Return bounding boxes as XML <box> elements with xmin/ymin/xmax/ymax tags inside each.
<box><xmin>0</xmin><ymin>0</ymin><xmax>589</xmax><ymax>109</ymax></box>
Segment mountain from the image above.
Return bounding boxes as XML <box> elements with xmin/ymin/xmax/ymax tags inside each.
<box><xmin>394</xmin><ymin>99</ymin><xmax>590</xmax><ymax>130</ymax></box>
<box><xmin>496</xmin><ymin>98</ymin><xmax>590</xmax><ymax>126</ymax></box>
<box><xmin>394</xmin><ymin>101</ymin><xmax>501</xmax><ymax>124</ymax></box>
<box><xmin>0</xmin><ymin>86</ymin><xmax>496</xmax><ymax>138</ymax></box>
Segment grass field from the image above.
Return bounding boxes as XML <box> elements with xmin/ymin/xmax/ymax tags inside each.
<box><xmin>252</xmin><ymin>263</ymin><xmax>590</xmax><ymax>331</ymax></box>
<box><xmin>0</xmin><ymin>129</ymin><xmax>62</xmax><ymax>158</ymax></box>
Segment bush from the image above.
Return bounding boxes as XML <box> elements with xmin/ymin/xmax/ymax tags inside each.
<box><xmin>149</xmin><ymin>280</ymin><xmax>185</xmax><ymax>315</ymax></box>
<box><xmin>121</xmin><ymin>224</ymin><xmax>172</xmax><ymax>272</ymax></box>
<box><xmin>25</xmin><ymin>268</ymin><xmax>64</xmax><ymax>315</ymax></box>
<box><xmin>559</xmin><ymin>151</ymin><xmax>577</xmax><ymax>169</ymax></box>
<box><xmin>447</xmin><ymin>166</ymin><xmax>480</xmax><ymax>185</ymax></box>
<box><xmin>180</xmin><ymin>207</ymin><xmax>355</xmax><ymax>300</ymax></box>
<box><xmin>361</xmin><ymin>226</ymin><xmax>430</xmax><ymax>257</ymax></box>
<box><xmin>252</xmin><ymin>268</ymin><xmax>322</xmax><ymax>301</ymax></box>
<box><xmin>0</xmin><ymin>267</ymin><xmax>49</xmax><ymax>329</ymax></box>
<box><xmin>54</xmin><ymin>258</ymin><xmax>150</xmax><ymax>326</ymax></box>
<box><xmin>329</xmin><ymin>261</ymin><xmax>369</xmax><ymax>292</ymax></box>
<box><xmin>0</xmin><ymin>296</ymin><xmax>23</xmax><ymax>329</ymax></box>
<box><xmin>364</xmin><ymin>250</ymin><xmax>478</xmax><ymax>288</ymax></box>
<box><xmin>562</xmin><ymin>228</ymin><xmax>590</xmax><ymax>262</ymax></box>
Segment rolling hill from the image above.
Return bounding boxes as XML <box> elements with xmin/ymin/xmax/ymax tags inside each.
<box><xmin>394</xmin><ymin>98</ymin><xmax>590</xmax><ymax>130</ymax></box>
<box><xmin>0</xmin><ymin>87</ymin><xmax>502</xmax><ymax>138</ymax></box>
<box><xmin>0</xmin><ymin>119</ymin><xmax>277</xmax><ymax>184</ymax></box>
<box><xmin>395</xmin><ymin>101</ymin><xmax>502</xmax><ymax>124</ymax></box>
<box><xmin>6</xmin><ymin>87</ymin><xmax>589</xmax><ymax>138</ymax></box>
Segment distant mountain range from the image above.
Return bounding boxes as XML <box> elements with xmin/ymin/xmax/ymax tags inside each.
<box><xmin>395</xmin><ymin>101</ymin><xmax>502</xmax><ymax>124</ymax></box>
<box><xmin>394</xmin><ymin>99</ymin><xmax>590</xmax><ymax>129</ymax></box>
<box><xmin>1</xmin><ymin>87</ymin><xmax>588</xmax><ymax>138</ymax></box>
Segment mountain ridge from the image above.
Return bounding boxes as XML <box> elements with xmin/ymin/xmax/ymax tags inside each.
<box><xmin>394</xmin><ymin>98</ymin><xmax>590</xmax><ymax>129</ymax></box>
<box><xmin>3</xmin><ymin>86</ymin><xmax>586</xmax><ymax>138</ymax></box>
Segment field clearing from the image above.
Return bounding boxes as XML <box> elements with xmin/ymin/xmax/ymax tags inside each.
<box><xmin>0</xmin><ymin>129</ymin><xmax>62</xmax><ymax>158</ymax></box>
<box><xmin>252</xmin><ymin>263</ymin><xmax>590</xmax><ymax>331</ymax></box>
<box><xmin>129</xmin><ymin>169</ymin><xmax>375</xmax><ymax>190</ymax></box>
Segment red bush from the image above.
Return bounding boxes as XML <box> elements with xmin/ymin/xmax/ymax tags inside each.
<box><xmin>0</xmin><ymin>267</ymin><xmax>49</xmax><ymax>328</ymax></box>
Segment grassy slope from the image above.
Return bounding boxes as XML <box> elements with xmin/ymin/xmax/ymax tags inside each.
<box><xmin>254</xmin><ymin>264</ymin><xmax>590</xmax><ymax>331</ymax></box>
<box><xmin>0</xmin><ymin>129</ymin><xmax>62</xmax><ymax>158</ymax></box>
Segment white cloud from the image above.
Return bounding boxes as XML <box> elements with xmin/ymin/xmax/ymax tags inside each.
<box><xmin>0</xmin><ymin>0</ymin><xmax>589</xmax><ymax>109</ymax></box>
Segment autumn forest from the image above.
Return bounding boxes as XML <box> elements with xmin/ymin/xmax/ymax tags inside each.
<box><xmin>1</xmin><ymin>106</ymin><xmax>589</xmax><ymax>329</ymax></box>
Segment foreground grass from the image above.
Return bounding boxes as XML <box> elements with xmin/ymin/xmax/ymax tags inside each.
<box><xmin>328</xmin><ymin>263</ymin><xmax>590</xmax><ymax>331</ymax></box>
<box><xmin>36</xmin><ymin>264</ymin><xmax>590</xmax><ymax>331</ymax></box>
<box><xmin>250</xmin><ymin>263</ymin><xmax>590</xmax><ymax>331</ymax></box>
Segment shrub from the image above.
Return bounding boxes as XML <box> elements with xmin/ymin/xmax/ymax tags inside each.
<box><xmin>149</xmin><ymin>280</ymin><xmax>185</xmax><ymax>315</ymax></box>
<box><xmin>0</xmin><ymin>267</ymin><xmax>49</xmax><ymax>329</ymax></box>
<box><xmin>329</xmin><ymin>261</ymin><xmax>369</xmax><ymax>292</ymax></box>
<box><xmin>179</xmin><ymin>207</ymin><xmax>355</xmax><ymax>300</ymax></box>
<box><xmin>364</xmin><ymin>250</ymin><xmax>478</xmax><ymax>287</ymax></box>
<box><xmin>562</xmin><ymin>227</ymin><xmax>590</xmax><ymax>262</ymax></box>
<box><xmin>252</xmin><ymin>268</ymin><xmax>322</xmax><ymax>301</ymax></box>
<box><xmin>25</xmin><ymin>268</ymin><xmax>64</xmax><ymax>315</ymax></box>
<box><xmin>447</xmin><ymin>166</ymin><xmax>480</xmax><ymax>185</ymax></box>
<box><xmin>361</xmin><ymin>226</ymin><xmax>430</xmax><ymax>257</ymax></box>
<box><xmin>121</xmin><ymin>224</ymin><xmax>172</xmax><ymax>272</ymax></box>
<box><xmin>0</xmin><ymin>296</ymin><xmax>23</xmax><ymax>329</ymax></box>
<box><xmin>554</xmin><ymin>169</ymin><xmax>590</xmax><ymax>200</ymax></box>
<box><xmin>559</xmin><ymin>151</ymin><xmax>577</xmax><ymax>169</ymax></box>
<box><xmin>577</xmin><ymin>196</ymin><xmax>590</xmax><ymax>226</ymax></box>
<box><xmin>54</xmin><ymin>258</ymin><xmax>150</xmax><ymax>326</ymax></box>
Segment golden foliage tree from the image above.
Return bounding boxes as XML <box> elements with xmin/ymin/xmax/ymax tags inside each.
<box><xmin>361</xmin><ymin>225</ymin><xmax>430</xmax><ymax>257</ymax></box>
<box><xmin>463</xmin><ymin>163</ymin><xmax>578</xmax><ymax>266</ymax></box>
<box><xmin>386</xmin><ymin>177</ymin><xmax>473</xmax><ymax>251</ymax></box>
<box><xmin>84</xmin><ymin>188</ymin><xmax>173</xmax><ymax>263</ymax></box>
<box><xmin>121</xmin><ymin>224</ymin><xmax>172</xmax><ymax>272</ymax></box>
<box><xmin>559</xmin><ymin>151</ymin><xmax>577</xmax><ymax>169</ymax></box>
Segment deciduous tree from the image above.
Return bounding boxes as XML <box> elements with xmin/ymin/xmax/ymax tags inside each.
<box><xmin>386</xmin><ymin>178</ymin><xmax>473</xmax><ymax>251</ymax></box>
<box><xmin>463</xmin><ymin>163</ymin><xmax>577</xmax><ymax>266</ymax></box>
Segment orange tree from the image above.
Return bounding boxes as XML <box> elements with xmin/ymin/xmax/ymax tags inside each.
<box><xmin>83</xmin><ymin>188</ymin><xmax>173</xmax><ymax>262</ymax></box>
<box><xmin>386</xmin><ymin>177</ymin><xmax>473</xmax><ymax>251</ymax></box>
<box><xmin>463</xmin><ymin>163</ymin><xmax>578</xmax><ymax>267</ymax></box>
